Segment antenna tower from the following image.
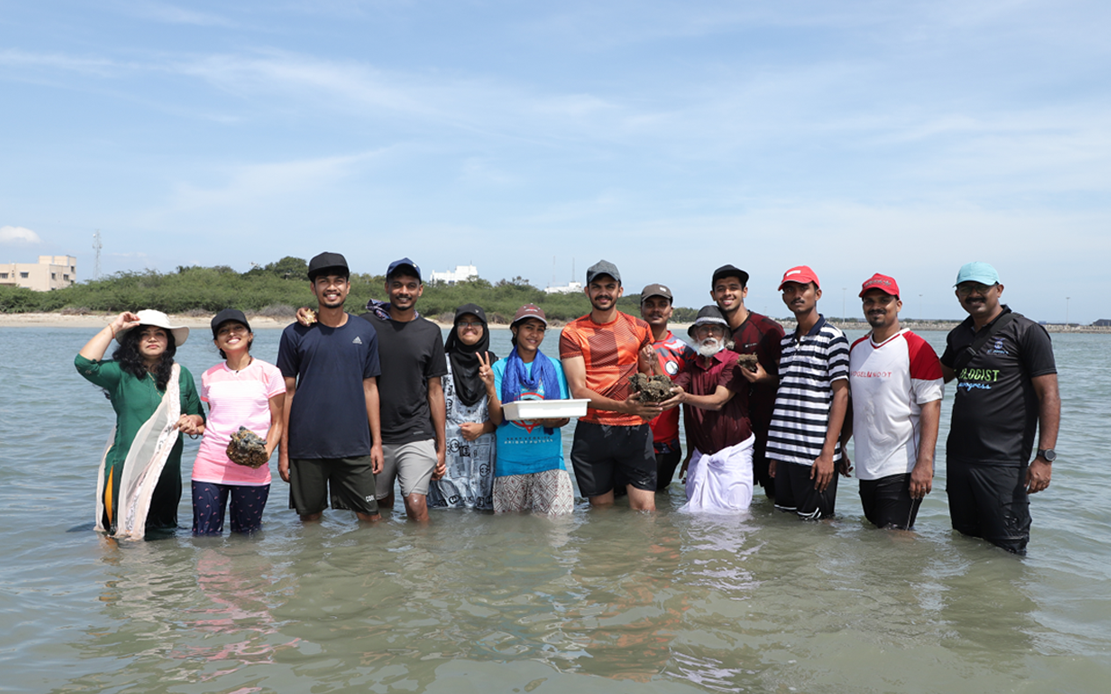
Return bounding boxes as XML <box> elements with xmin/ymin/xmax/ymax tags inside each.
<box><xmin>92</xmin><ymin>229</ymin><xmax>102</xmax><ymax>280</ymax></box>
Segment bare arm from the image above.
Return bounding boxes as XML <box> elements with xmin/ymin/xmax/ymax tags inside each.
<box><xmin>364</xmin><ymin>377</ymin><xmax>384</xmax><ymax>474</ymax></box>
<box><xmin>909</xmin><ymin>399</ymin><xmax>940</xmax><ymax>498</ymax></box>
<box><xmin>279</xmin><ymin>376</ymin><xmax>297</xmax><ymax>483</ymax></box>
<box><xmin>1026</xmin><ymin>373</ymin><xmax>1060</xmax><ymax>494</ymax></box>
<box><xmin>941</xmin><ymin>364</ymin><xmax>956</xmax><ymax>383</ymax></box>
<box><xmin>669</xmin><ymin>385</ymin><xmax>735</xmax><ymax>411</ymax></box>
<box><xmin>79</xmin><ymin>312</ymin><xmax>141</xmax><ymax>361</ymax></box>
<box><xmin>812</xmin><ymin>379</ymin><xmax>850</xmax><ymax>491</ymax></box>
<box><xmin>427</xmin><ymin>377</ymin><xmax>447</xmax><ymax>480</ymax></box>
<box><xmin>263</xmin><ymin>393</ymin><xmax>285</xmax><ymax>459</ymax></box>
<box><xmin>563</xmin><ymin>354</ymin><xmax>662</xmax><ymax>420</ymax></box>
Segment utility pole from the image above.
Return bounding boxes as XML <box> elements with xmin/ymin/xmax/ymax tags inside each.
<box><xmin>92</xmin><ymin>229</ymin><xmax>102</xmax><ymax>280</ymax></box>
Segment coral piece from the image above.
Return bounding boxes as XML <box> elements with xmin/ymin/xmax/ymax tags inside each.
<box><xmin>226</xmin><ymin>427</ymin><xmax>270</xmax><ymax>468</ymax></box>
<box><xmin>629</xmin><ymin>373</ymin><xmax>675</xmax><ymax>402</ymax></box>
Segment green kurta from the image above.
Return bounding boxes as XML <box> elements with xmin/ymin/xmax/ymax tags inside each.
<box><xmin>75</xmin><ymin>354</ymin><xmax>203</xmax><ymax>531</ymax></box>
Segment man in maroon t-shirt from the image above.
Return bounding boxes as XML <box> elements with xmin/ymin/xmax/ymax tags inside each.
<box><xmin>710</xmin><ymin>264</ymin><xmax>785</xmax><ymax>499</ymax></box>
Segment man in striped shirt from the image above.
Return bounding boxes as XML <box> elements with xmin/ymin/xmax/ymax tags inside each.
<box><xmin>767</xmin><ymin>265</ymin><xmax>851</xmax><ymax>520</ymax></box>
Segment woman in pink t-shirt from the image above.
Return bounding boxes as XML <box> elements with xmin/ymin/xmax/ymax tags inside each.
<box><xmin>190</xmin><ymin>309</ymin><xmax>286</xmax><ymax>535</ymax></box>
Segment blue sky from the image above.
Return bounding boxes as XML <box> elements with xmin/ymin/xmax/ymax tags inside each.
<box><xmin>2</xmin><ymin>1</ymin><xmax>1109</xmax><ymax>322</ymax></box>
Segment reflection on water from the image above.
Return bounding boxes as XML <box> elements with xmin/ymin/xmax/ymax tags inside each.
<box><xmin>1</xmin><ymin>328</ymin><xmax>1110</xmax><ymax>693</ymax></box>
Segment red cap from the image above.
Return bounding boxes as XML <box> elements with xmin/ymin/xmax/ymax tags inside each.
<box><xmin>859</xmin><ymin>273</ymin><xmax>900</xmax><ymax>297</ymax></box>
<box><xmin>778</xmin><ymin>265</ymin><xmax>820</xmax><ymax>290</ymax></box>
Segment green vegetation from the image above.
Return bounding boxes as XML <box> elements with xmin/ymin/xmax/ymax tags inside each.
<box><xmin>0</xmin><ymin>256</ymin><xmax>698</xmax><ymax>323</ymax></box>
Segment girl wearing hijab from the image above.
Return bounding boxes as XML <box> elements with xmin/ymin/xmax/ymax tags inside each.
<box><xmin>481</xmin><ymin>304</ymin><xmax>574</xmax><ymax>515</ymax></box>
<box><xmin>428</xmin><ymin>303</ymin><xmax>497</xmax><ymax>509</ymax></box>
<box><xmin>76</xmin><ymin>310</ymin><xmax>204</xmax><ymax>539</ymax></box>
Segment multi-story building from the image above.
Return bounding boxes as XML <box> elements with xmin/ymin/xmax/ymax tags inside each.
<box><xmin>0</xmin><ymin>255</ymin><xmax>77</xmax><ymax>291</ymax></box>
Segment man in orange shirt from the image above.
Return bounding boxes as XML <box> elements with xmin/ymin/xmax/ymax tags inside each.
<box><xmin>560</xmin><ymin>260</ymin><xmax>664</xmax><ymax>510</ymax></box>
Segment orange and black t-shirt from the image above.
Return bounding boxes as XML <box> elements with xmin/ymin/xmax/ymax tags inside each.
<box><xmin>559</xmin><ymin>311</ymin><xmax>652</xmax><ymax>425</ymax></box>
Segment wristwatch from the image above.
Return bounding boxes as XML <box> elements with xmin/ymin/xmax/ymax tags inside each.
<box><xmin>1037</xmin><ymin>448</ymin><xmax>1057</xmax><ymax>463</ymax></box>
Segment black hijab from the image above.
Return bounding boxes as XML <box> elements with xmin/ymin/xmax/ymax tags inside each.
<box><xmin>445</xmin><ymin>303</ymin><xmax>496</xmax><ymax>407</ymax></box>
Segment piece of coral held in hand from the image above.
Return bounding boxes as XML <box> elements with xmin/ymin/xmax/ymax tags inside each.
<box><xmin>226</xmin><ymin>427</ymin><xmax>270</xmax><ymax>468</ymax></box>
<box><xmin>628</xmin><ymin>373</ymin><xmax>674</xmax><ymax>402</ymax></box>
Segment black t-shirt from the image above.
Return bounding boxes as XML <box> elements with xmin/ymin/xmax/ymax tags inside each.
<box><xmin>940</xmin><ymin>307</ymin><xmax>1056</xmax><ymax>466</ymax></box>
<box><xmin>360</xmin><ymin>313</ymin><xmax>448</xmax><ymax>445</ymax></box>
<box><xmin>276</xmin><ymin>315</ymin><xmax>381</xmax><ymax>459</ymax></box>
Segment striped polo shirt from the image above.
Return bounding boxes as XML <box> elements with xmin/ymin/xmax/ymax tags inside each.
<box><xmin>766</xmin><ymin>315</ymin><xmax>850</xmax><ymax>466</ymax></box>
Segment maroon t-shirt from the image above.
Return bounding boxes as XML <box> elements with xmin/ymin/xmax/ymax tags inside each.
<box><xmin>730</xmin><ymin>311</ymin><xmax>785</xmax><ymax>438</ymax></box>
<box><xmin>674</xmin><ymin>350</ymin><xmax>752</xmax><ymax>455</ymax></box>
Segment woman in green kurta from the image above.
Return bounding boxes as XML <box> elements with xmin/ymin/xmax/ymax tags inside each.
<box><xmin>76</xmin><ymin>310</ymin><xmax>204</xmax><ymax>535</ymax></box>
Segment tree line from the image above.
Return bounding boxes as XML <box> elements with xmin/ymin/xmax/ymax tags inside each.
<box><xmin>0</xmin><ymin>256</ymin><xmax>699</xmax><ymax>323</ymax></box>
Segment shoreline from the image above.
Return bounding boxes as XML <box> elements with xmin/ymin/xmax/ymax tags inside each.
<box><xmin>0</xmin><ymin>312</ymin><xmax>1107</xmax><ymax>334</ymax></box>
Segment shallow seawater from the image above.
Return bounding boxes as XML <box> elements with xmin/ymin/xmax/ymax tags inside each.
<box><xmin>1</xmin><ymin>326</ymin><xmax>1108</xmax><ymax>693</ymax></box>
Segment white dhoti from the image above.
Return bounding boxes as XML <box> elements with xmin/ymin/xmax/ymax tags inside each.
<box><xmin>680</xmin><ymin>434</ymin><xmax>755</xmax><ymax>514</ymax></box>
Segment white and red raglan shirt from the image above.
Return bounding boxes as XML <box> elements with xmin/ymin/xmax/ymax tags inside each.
<box><xmin>848</xmin><ymin>329</ymin><xmax>944</xmax><ymax>481</ymax></box>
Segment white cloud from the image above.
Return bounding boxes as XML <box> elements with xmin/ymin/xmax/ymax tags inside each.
<box><xmin>0</xmin><ymin>226</ymin><xmax>42</xmax><ymax>245</ymax></box>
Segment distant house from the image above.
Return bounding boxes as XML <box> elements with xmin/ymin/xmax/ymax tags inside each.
<box><xmin>429</xmin><ymin>265</ymin><xmax>478</xmax><ymax>284</ymax></box>
<box><xmin>0</xmin><ymin>255</ymin><xmax>77</xmax><ymax>291</ymax></box>
<box><xmin>544</xmin><ymin>281</ymin><xmax>584</xmax><ymax>295</ymax></box>
<box><xmin>1094</xmin><ymin>319</ymin><xmax>1111</xmax><ymax>327</ymax></box>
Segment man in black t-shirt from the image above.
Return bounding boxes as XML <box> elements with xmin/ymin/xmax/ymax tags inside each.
<box><xmin>278</xmin><ymin>252</ymin><xmax>384</xmax><ymax>524</ymax></box>
<box><xmin>940</xmin><ymin>262</ymin><xmax>1060</xmax><ymax>555</ymax></box>
<box><xmin>360</xmin><ymin>258</ymin><xmax>448</xmax><ymax>522</ymax></box>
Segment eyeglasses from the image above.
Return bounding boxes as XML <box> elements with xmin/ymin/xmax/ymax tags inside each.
<box><xmin>957</xmin><ymin>282</ymin><xmax>998</xmax><ymax>297</ymax></box>
<box><xmin>457</xmin><ymin>321</ymin><xmax>483</xmax><ymax>329</ymax></box>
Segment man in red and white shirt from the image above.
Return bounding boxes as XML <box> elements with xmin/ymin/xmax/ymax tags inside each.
<box><xmin>847</xmin><ymin>273</ymin><xmax>943</xmax><ymax>529</ymax></box>
<box><xmin>640</xmin><ymin>283</ymin><xmax>695</xmax><ymax>491</ymax></box>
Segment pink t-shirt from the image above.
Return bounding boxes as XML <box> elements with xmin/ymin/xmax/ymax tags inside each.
<box><xmin>192</xmin><ymin>359</ymin><xmax>286</xmax><ymax>486</ymax></box>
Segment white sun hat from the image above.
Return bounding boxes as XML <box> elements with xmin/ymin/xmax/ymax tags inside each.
<box><xmin>116</xmin><ymin>309</ymin><xmax>190</xmax><ymax>346</ymax></box>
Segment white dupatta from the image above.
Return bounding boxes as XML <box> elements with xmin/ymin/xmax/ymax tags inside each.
<box><xmin>95</xmin><ymin>364</ymin><xmax>183</xmax><ymax>540</ymax></box>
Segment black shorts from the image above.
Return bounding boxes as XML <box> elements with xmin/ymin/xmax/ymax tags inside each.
<box><xmin>946</xmin><ymin>462</ymin><xmax>1030</xmax><ymax>554</ymax></box>
<box><xmin>289</xmin><ymin>456</ymin><xmax>379</xmax><ymax>517</ymax></box>
<box><xmin>570</xmin><ymin>421</ymin><xmax>656</xmax><ymax>497</ymax></box>
<box><xmin>654</xmin><ymin>444</ymin><xmax>682</xmax><ymax>491</ymax></box>
<box><xmin>773</xmin><ymin>460</ymin><xmax>838</xmax><ymax>520</ymax></box>
<box><xmin>859</xmin><ymin>473</ymin><xmax>920</xmax><ymax>530</ymax></box>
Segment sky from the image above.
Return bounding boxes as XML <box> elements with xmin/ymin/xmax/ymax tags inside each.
<box><xmin>2</xmin><ymin>0</ymin><xmax>1109</xmax><ymax>323</ymax></box>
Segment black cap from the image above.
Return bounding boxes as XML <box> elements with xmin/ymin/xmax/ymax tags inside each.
<box><xmin>211</xmin><ymin>308</ymin><xmax>251</xmax><ymax>337</ymax></box>
<box><xmin>308</xmin><ymin>252</ymin><xmax>350</xmax><ymax>281</ymax></box>
<box><xmin>687</xmin><ymin>305</ymin><xmax>729</xmax><ymax>338</ymax></box>
<box><xmin>386</xmin><ymin>257</ymin><xmax>422</xmax><ymax>281</ymax></box>
<box><xmin>586</xmin><ymin>259</ymin><xmax>621</xmax><ymax>285</ymax></box>
<box><xmin>454</xmin><ymin>303</ymin><xmax>488</xmax><ymax>324</ymax></box>
<box><xmin>711</xmin><ymin>264</ymin><xmax>749</xmax><ymax>288</ymax></box>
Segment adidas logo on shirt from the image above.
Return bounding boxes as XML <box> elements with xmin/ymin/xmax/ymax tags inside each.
<box><xmin>353</xmin><ymin>336</ymin><xmax>363</xmax><ymax>344</ymax></box>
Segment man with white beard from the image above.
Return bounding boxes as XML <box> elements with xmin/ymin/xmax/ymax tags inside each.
<box><xmin>663</xmin><ymin>306</ymin><xmax>755</xmax><ymax>513</ymax></box>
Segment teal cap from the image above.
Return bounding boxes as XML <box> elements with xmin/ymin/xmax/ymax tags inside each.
<box><xmin>954</xmin><ymin>261</ymin><xmax>1000</xmax><ymax>286</ymax></box>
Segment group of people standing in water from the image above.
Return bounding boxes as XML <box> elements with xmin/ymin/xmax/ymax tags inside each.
<box><xmin>76</xmin><ymin>252</ymin><xmax>1058</xmax><ymax>555</ymax></box>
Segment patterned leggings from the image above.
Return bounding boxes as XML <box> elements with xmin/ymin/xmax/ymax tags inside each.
<box><xmin>192</xmin><ymin>481</ymin><xmax>270</xmax><ymax>535</ymax></box>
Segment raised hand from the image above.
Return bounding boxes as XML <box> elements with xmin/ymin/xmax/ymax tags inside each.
<box><xmin>478</xmin><ymin>351</ymin><xmax>496</xmax><ymax>390</ymax></box>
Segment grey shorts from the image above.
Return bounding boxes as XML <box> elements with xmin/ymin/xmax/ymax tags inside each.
<box><xmin>377</xmin><ymin>440</ymin><xmax>438</xmax><ymax>499</ymax></box>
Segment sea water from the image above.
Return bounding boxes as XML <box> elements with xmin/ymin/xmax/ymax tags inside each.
<box><xmin>0</xmin><ymin>326</ymin><xmax>1108</xmax><ymax>693</ymax></box>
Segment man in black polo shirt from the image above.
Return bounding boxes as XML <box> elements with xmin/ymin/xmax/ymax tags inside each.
<box><xmin>940</xmin><ymin>262</ymin><xmax>1060</xmax><ymax>555</ymax></box>
<box><xmin>710</xmin><ymin>264</ymin><xmax>785</xmax><ymax>499</ymax></box>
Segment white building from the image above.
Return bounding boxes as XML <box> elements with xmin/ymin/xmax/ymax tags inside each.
<box><xmin>0</xmin><ymin>255</ymin><xmax>77</xmax><ymax>291</ymax></box>
<box><xmin>429</xmin><ymin>265</ymin><xmax>479</xmax><ymax>284</ymax></box>
<box><xmin>544</xmin><ymin>281</ymin><xmax>584</xmax><ymax>294</ymax></box>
